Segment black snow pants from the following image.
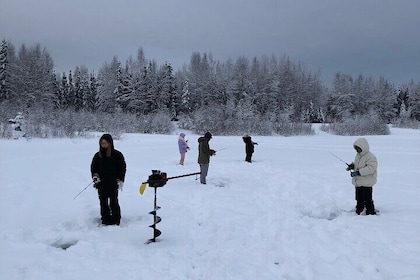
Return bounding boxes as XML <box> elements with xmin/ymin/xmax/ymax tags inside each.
<box><xmin>245</xmin><ymin>152</ymin><xmax>253</xmax><ymax>162</ymax></box>
<box><xmin>98</xmin><ymin>188</ymin><xmax>121</xmax><ymax>225</ymax></box>
<box><xmin>355</xmin><ymin>186</ymin><xmax>376</xmax><ymax>215</ymax></box>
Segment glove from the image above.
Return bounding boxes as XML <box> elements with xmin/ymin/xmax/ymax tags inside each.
<box><xmin>350</xmin><ymin>171</ymin><xmax>361</xmax><ymax>177</ymax></box>
<box><xmin>210</xmin><ymin>149</ymin><xmax>216</xmax><ymax>156</ymax></box>
<box><xmin>92</xmin><ymin>174</ymin><xmax>101</xmax><ymax>184</ymax></box>
<box><xmin>346</xmin><ymin>163</ymin><xmax>355</xmax><ymax>171</ymax></box>
<box><xmin>117</xmin><ymin>179</ymin><xmax>124</xmax><ymax>191</ymax></box>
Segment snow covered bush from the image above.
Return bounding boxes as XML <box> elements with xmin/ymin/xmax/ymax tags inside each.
<box><xmin>321</xmin><ymin>115</ymin><xmax>390</xmax><ymax>136</ymax></box>
<box><xmin>142</xmin><ymin>112</ymin><xmax>174</xmax><ymax>134</ymax></box>
<box><xmin>0</xmin><ymin>109</ymin><xmax>174</xmax><ymax>139</ymax></box>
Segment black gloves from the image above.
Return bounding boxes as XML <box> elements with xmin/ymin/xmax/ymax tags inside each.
<box><xmin>350</xmin><ymin>171</ymin><xmax>361</xmax><ymax>177</ymax></box>
<box><xmin>346</xmin><ymin>163</ymin><xmax>355</xmax><ymax>171</ymax></box>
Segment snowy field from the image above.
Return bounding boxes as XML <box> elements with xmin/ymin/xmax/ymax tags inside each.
<box><xmin>0</xmin><ymin>125</ymin><xmax>419</xmax><ymax>280</ymax></box>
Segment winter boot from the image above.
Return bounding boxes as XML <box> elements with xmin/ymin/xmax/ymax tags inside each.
<box><xmin>366</xmin><ymin>200</ymin><xmax>376</xmax><ymax>215</ymax></box>
<box><xmin>355</xmin><ymin>200</ymin><xmax>365</xmax><ymax>215</ymax></box>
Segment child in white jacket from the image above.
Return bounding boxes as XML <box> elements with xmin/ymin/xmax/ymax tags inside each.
<box><xmin>346</xmin><ymin>137</ymin><xmax>378</xmax><ymax>215</ymax></box>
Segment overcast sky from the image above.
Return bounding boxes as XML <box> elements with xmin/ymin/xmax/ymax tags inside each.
<box><xmin>1</xmin><ymin>0</ymin><xmax>419</xmax><ymax>85</ymax></box>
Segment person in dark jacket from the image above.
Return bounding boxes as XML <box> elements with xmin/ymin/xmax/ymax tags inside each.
<box><xmin>198</xmin><ymin>132</ymin><xmax>216</xmax><ymax>184</ymax></box>
<box><xmin>91</xmin><ymin>134</ymin><xmax>126</xmax><ymax>225</ymax></box>
<box><xmin>242</xmin><ymin>133</ymin><xmax>258</xmax><ymax>162</ymax></box>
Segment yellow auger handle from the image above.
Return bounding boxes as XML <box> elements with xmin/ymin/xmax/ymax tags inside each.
<box><xmin>139</xmin><ymin>183</ymin><xmax>148</xmax><ymax>195</ymax></box>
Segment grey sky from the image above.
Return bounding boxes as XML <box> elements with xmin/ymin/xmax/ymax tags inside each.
<box><xmin>1</xmin><ymin>0</ymin><xmax>419</xmax><ymax>85</ymax></box>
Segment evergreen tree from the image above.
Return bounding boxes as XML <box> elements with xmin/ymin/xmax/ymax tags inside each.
<box><xmin>74</xmin><ymin>66</ymin><xmax>87</xmax><ymax>111</ymax></box>
<box><xmin>408</xmin><ymin>81</ymin><xmax>420</xmax><ymax>121</ymax></box>
<box><xmin>158</xmin><ymin>62</ymin><xmax>177</xmax><ymax>119</ymax></box>
<box><xmin>87</xmin><ymin>73</ymin><xmax>98</xmax><ymax>112</ymax></box>
<box><xmin>227</xmin><ymin>56</ymin><xmax>252</xmax><ymax>104</ymax></box>
<box><xmin>0</xmin><ymin>39</ymin><xmax>10</xmax><ymax>102</ymax></box>
<box><xmin>122</xmin><ymin>61</ymin><xmax>143</xmax><ymax>113</ymax></box>
<box><xmin>179</xmin><ymin>79</ymin><xmax>192</xmax><ymax>114</ymax></box>
<box><xmin>374</xmin><ymin>77</ymin><xmax>397</xmax><ymax>122</ymax></box>
<box><xmin>97</xmin><ymin>56</ymin><xmax>119</xmax><ymax>113</ymax></box>
<box><xmin>325</xmin><ymin>72</ymin><xmax>354</xmax><ymax>121</ymax></box>
<box><xmin>394</xmin><ymin>88</ymin><xmax>409</xmax><ymax>117</ymax></box>
<box><xmin>135</xmin><ymin>60</ymin><xmax>160</xmax><ymax>113</ymax></box>
<box><xmin>12</xmin><ymin>43</ymin><xmax>55</xmax><ymax>110</ymax></box>
<box><xmin>67</xmin><ymin>70</ymin><xmax>75</xmax><ymax>110</ymax></box>
<box><xmin>58</xmin><ymin>72</ymin><xmax>69</xmax><ymax>110</ymax></box>
<box><xmin>51</xmin><ymin>71</ymin><xmax>61</xmax><ymax>110</ymax></box>
<box><xmin>254</xmin><ymin>56</ymin><xmax>279</xmax><ymax>115</ymax></box>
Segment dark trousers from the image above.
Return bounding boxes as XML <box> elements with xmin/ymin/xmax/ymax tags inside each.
<box><xmin>355</xmin><ymin>186</ymin><xmax>376</xmax><ymax>215</ymax></box>
<box><xmin>245</xmin><ymin>153</ymin><xmax>253</xmax><ymax>162</ymax></box>
<box><xmin>98</xmin><ymin>189</ymin><xmax>121</xmax><ymax>225</ymax></box>
<box><xmin>199</xmin><ymin>163</ymin><xmax>209</xmax><ymax>184</ymax></box>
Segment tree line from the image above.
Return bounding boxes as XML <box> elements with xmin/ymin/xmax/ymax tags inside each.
<box><xmin>0</xmin><ymin>39</ymin><xmax>419</xmax><ymax>138</ymax></box>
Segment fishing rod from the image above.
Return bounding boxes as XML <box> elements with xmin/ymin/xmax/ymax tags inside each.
<box><xmin>73</xmin><ymin>181</ymin><xmax>94</xmax><ymax>200</ymax></box>
<box><xmin>329</xmin><ymin>152</ymin><xmax>350</xmax><ymax>167</ymax></box>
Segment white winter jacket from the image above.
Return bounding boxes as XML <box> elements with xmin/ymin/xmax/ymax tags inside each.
<box><xmin>352</xmin><ymin>138</ymin><xmax>378</xmax><ymax>187</ymax></box>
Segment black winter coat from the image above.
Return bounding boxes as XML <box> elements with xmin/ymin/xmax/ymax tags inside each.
<box><xmin>91</xmin><ymin>150</ymin><xmax>126</xmax><ymax>191</ymax></box>
<box><xmin>243</xmin><ymin>136</ymin><xmax>254</xmax><ymax>154</ymax></box>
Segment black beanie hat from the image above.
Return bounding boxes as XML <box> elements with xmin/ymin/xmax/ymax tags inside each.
<box><xmin>204</xmin><ymin>131</ymin><xmax>212</xmax><ymax>139</ymax></box>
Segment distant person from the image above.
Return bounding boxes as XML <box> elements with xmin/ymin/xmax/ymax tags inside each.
<box><xmin>346</xmin><ymin>137</ymin><xmax>377</xmax><ymax>215</ymax></box>
<box><xmin>91</xmin><ymin>134</ymin><xmax>127</xmax><ymax>225</ymax></box>
<box><xmin>198</xmin><ymin>132</ymin><xmax>216</xmax><ymax>184</ymax></box>
<box><xmin>242</xmin><ymin>133</ymin><xmax>258</xmax><ymax>162</ymax></box>
<box><xmin>178</xmin><ymin>133</ymin><xmax>190</xmax><ymax>165</ymax></box>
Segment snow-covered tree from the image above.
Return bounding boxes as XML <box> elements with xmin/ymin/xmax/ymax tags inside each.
<box><xmin>0</xmin><ymin>39</ymin><xmax>10</xmax><ymax>102</ymax></box>
<box><xmin>373</xmin><ymin>76</ymin><xmax>397</xmax><ymax>123</ymax></box>
<box><xmin>87</xmin><ymin>73</ymin><xmax>98</xmax><ymax>112</ymax></box>
<box><xmin>73</xmin><ymin>66</ymin><xmax>90</xmax><ymax>111</ymax></box>
<box><xmin>325</xmin><ymin>72</ymin><xmax>354</xmax><ymax>121</ymax></box>
<box><xmin>11</xmin><ymin>43</ymin><xmax>55</xmax><ymax>110</ymax></box>
<box><xmin>96</xmin><ymin>56</ymin><xmax>119</xmax><ymax>113</ymax></box>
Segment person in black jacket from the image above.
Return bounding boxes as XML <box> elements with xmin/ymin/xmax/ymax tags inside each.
<box><xmin>91</xmin><ymin>134</ymin><xmax>126</xmax><ymax>225</ymax></box>
<box><xmin>242</xmin><ymin>133</ymin><xmax>258</xmax><ymax>163</ymax></box>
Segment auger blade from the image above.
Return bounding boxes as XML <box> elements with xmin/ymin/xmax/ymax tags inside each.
<box><xmin>154</xmin><ymin>228</ymin><xmax>161</xmax><ymax>238</ymax></box>
<box><xmin>154</xmin><ymin>216</ymin><xmax>162</xmax><ymax>224</ymax></box>
<box><xmin>148</xmin><ymin>215</ymin><xmax>161</xmax><ymax>226</ymax></box>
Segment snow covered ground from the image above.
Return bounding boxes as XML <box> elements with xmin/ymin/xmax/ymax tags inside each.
<box><xmin>1</xmin><ymin>125</ymin><xmax>419</xmax><ymax>280</ymax></box>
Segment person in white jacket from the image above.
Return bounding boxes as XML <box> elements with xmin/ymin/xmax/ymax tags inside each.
<box><xmin>346</xmin><ymin>137</ymin><xmax>378</xmax><ymax>215</ymax></box>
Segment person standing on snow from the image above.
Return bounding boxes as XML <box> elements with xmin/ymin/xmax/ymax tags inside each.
<box><xmin>198</xmin><ymin>132</ymin><xmax>216</xmax><ymax>184</ymax></box>
<box><xmin>346</xmin><ymin>137</ymin><xmax>377</xmax><ymax>215</ymax></box>
<box><xmin>178</xmin><ymin>133</ymin><xmax>190</xmax><ymax>165</ymax></box>
<box><xmin>91</xmin><ymin>134</ymin><xmax>126</xmax><ymax>225</ymax></box>
<box><xmin>242</xmin><ymin>133</ymin><xmax>258</xmax><ymax>162</ymax></box>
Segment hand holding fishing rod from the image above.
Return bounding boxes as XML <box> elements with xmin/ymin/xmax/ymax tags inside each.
<box><xmin>329</xmin><ymin>152</ymin><xmax>355</xmax><ymax>170</ymax></box>
<box><xmin>330</xmin><ymin>152</ymin><xmax>361</xmax><ymax>177</ymax></box>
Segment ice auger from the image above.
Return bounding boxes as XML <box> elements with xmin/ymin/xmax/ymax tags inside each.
<box><xmin>140</xmin><ymin>170</ymin><xmax>200</xmax><ymax>243</ymax></box>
